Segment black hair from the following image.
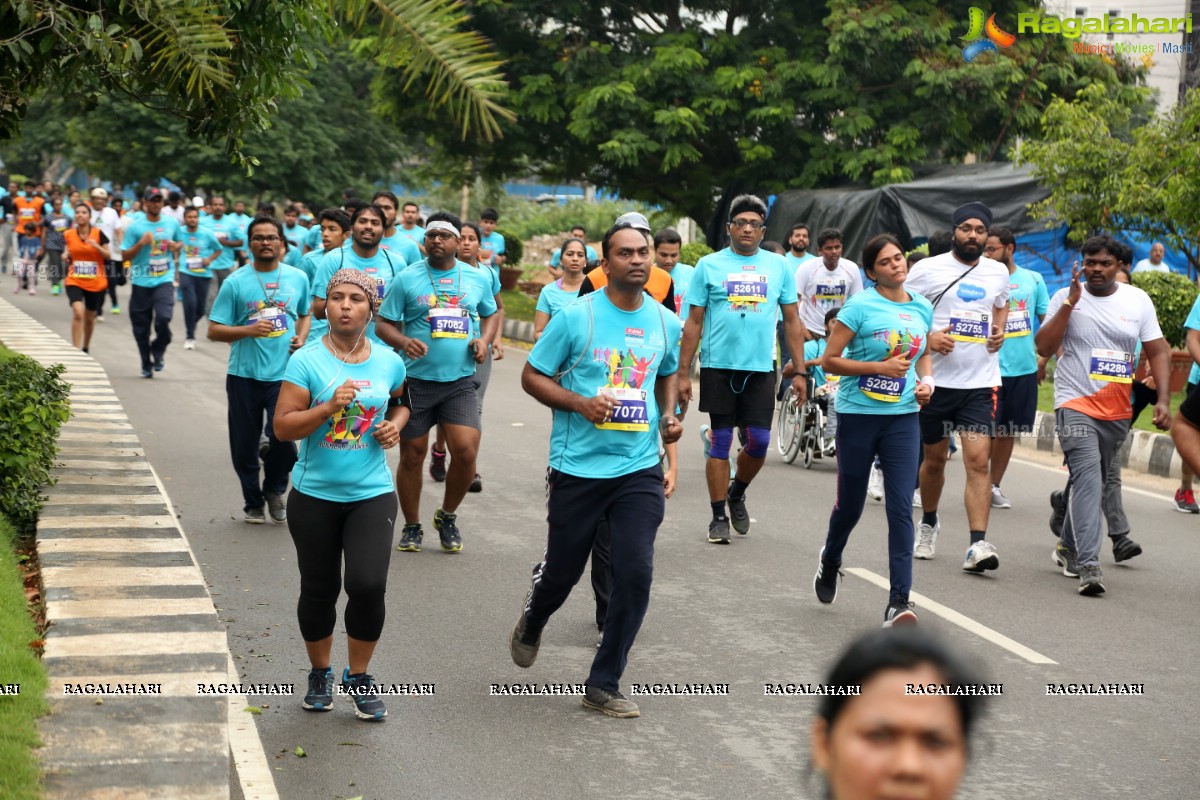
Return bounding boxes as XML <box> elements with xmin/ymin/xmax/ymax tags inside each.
<box><xmin>1108</xmin><ymin>238</ymin><xmax>1133</xmax><ymax>266</ymax></box>
<box><xmin>728</xmin><ymin>193</ymin><xmax>767</xmax><ymax>221</ymax></box>
<box><xmin>907</xmin><ymin>251</ymin><xmax>927</xmax><ymax>268</ymax></box>
<box><xmin>480</xmin><ymin>207</ymin><xmax>499</xmax><ymax>222</ymax></box>
<box><xmin>318</xmin><ymin>208</ymin><xmax>351</xmax><ymax>232</ymax></box>
<box><xmin>247</xmin><ymin>215</ymin><xmax>285</xmax><ymax>241</ymax></box>
<box><xmin>790</xmin><ymin>222</ymin><xmax>810</xmax><ymax>238</ymax></box>
<box><xmin>559</xmin><ymin>237</ymin><xmax>587</xmax><ymax>260</ymax></box>
<box><xmin>372</xmin><ymin>190</ymin><xmax>399</xmax><ymax>207</ymax></box>
<box><xmin>426</xmin><ymin>210</ymin><xmax>464</xmax><ymax>231</ymax></box>
<box><xmin>601</xmin><ymin>222</ymin><xmax>650</xmax><ymax>260</ymax></box>
<box><xmin>570</xmin><ymin>224</ymin><xmax>587</xmax><ymax>236</ymax></box>
<box><xmin>343</xmin><ymin>198</ymin><xmax>368</xmax><ymax>214</ymax></box>
<box><xmin>816</xmin><ymin>228</ymin><xmax>843</xmax><ymax>249</ymax></box>
<box><xmin>349</xmin><ymin>204</ymin><xmax>387</xmax><ymax>226</ymax></box>
<box><xmin>402</xmin><ymin>200</ymin><xmax>419</xmax><ymax>212</ymax></box>
<box><xmin>817</xmin><ymin>627</ymin><xmax>988</xmax><ymax>749</ymax></box>
<box><xmin>257</xmin><ymin>202</ymin><xmax>276</xmax><ymax>217</ymax></box>
<box><xmin>653</xmin><ymin>228</ymin><xmax>683</xmax><ymax>249</ymax></box>
<box><xmin>184</xmin><ymin>206</ymin><xmax>199</xmax><ymax>216</ymax></box>
<box><xmin>927</xmin><ymin>230</ymin><xmax>953</xmax><ymax>257</ymax></box>
<box><xmin>761</xmin><ymin>240</ymin><xmax>786</xmax><ymax>255</ymax></box>
<box><xmin>822</xmin><ymin>307</ymin><xmax>841</xmax><ymax>333</ymax></box>
<box><xmin>989</xmin><ymin>226</ymin><xmax>1015</xmax><ymax>249</ymax></box>
<box><xmin>284</xmin><ymin>204</ymin><xmax>300</xmax><ymax>216</ymax></box>
<box><xmin>461</xmin><ymin>221</ymin><xmax>482</xmax><ymax>239</ymax></box>
<box><xmin>862</xmin><ymin>233</ymin><xmax>904</xmax><ymax>278</ymax></box>
<box><xmin>1080</xmin><ymin>234</ymin><xmax>1122</xmax><ymax>261</ymax></box>
<box><xmin>167</xmin><ymin>191</ymin><xmax>181</xmax><ymax>202</ymax></box>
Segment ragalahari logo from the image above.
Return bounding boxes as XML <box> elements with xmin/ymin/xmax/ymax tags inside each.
<box><xmin>962</xmin><ymin>8</ymin><xmax>1017</xmax><ymax>61</ymax></box>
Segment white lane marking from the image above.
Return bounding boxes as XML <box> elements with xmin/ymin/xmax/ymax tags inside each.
<box><xmin>1010</xmin><ymin>456</ymin><xmax>1173</xmax><ymax>502</ymax></box>
<box><xmin>226</xmin><ymin>653</ymin><xmax>281</xmax><ymax>800</ymax></box>
<box><xmin>844</xmin><ymin>568</ymin><xmax>1058</xmax><ymax>665</ymax></box>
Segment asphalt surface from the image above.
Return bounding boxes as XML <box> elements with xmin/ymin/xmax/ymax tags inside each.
<box><xmin>11</xmin><ymin>287</ymin><xmax>1200</xmax><ymax>799</ymax></box>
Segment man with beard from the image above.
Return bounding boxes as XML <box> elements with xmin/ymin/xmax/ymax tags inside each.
<box><xmin>310</xmin><ymin>204</ymin><xmax>401</xmax><ymax>346</ymax></box>
<box><xmin>905</xmin><ymin>202</ymin><xmax>1009</xmax><ymax>574</ymax></box>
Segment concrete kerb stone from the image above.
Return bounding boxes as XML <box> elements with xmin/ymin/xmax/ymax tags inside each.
<box><xmin>1016</xmin><ymin>409</ymin><xmax>1183</xmax><ymax>479</ymax></box>
<box><xmin>0</xmin><ymin>297</ymin><xmax>237</xmax><ymax>800</ymax></box>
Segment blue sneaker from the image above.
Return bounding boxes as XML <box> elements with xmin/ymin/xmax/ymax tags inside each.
<box><xmin>699</xmin><ymin>424</ymin><xmax>713</xmax><ymax>458</ymax></box>
<box><xmin>397</xmin><ymin>524</ymin><xmax>423</xmax><ymax>552</ymax></box>
<box><xmin>340</xmin><ymin>668</ymin><xmax>387</xmax><ymax>720</ymax></box>
<box><xmin>434</xmin><ymin>508</ymin><xmax>462</xmax><ymax>553</ymax></box>
<box><xmin>302</xmin><ymin>667</ymin><xmax>334</xmax><ymax>711</ymax></box>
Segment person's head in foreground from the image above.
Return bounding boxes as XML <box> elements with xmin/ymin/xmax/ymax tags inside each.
<box><xmin>810</xmin><ymin>627</ymin><xmax>988</xmax><ymax>800</ymax></box>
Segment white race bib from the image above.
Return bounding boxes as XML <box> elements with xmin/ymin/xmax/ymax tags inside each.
<box><xmin>429</xmin><ymin>306</ymin><xmax>469</xmax><ymax>339</ymax></box>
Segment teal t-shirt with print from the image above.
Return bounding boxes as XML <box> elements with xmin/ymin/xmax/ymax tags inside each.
<box><xmin>313</xmin><ymin>246</ymin><xmax>405</xmax><ymax>344</ymax></box>
<box><xmin>172</xmin><ymin>225</ymin><xmax>223</xmax><ymax>280</ymax></box>
<box><xmin>122</xmin><ymin>215</ymin><xmax>181</xmax><ymax>288</ymax></box>
<box><xmin>209</xmin><ymin>264</ymin><xmax>311</xmax><ymax>381</ymax></box>
<box><xmin>999</xmin><ymin>267</ymin><xmax>1050</xmax><ymax>378</ymax></box>
<box><xmin>834</xmin><ymin>288</ymin><xmax>934</xmax><ymax>415</ymax></box>
<box><xmin>198</xmin><ymin>214</ymin><xmax>243</xmax><ymax>271</ymax></box>
<box><xmin>665</xmin><ymin>263</ymin><xmax>696</xmax><ymax>318</ymax></box>
<box><xmin>536</xmin><ymin>280</ymin><xmax>581</xmax><ymax>319</ymax></box>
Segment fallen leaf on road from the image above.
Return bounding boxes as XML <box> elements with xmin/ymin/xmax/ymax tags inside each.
<box><xmin>244</xmin><ymin>706</ymin><xmax>262</xmax><ymax>714</ymax></box>
<box><xmin>294</xmin><ymin>746</ymin><xmax>306</xmax><ymax>757</ymax></box>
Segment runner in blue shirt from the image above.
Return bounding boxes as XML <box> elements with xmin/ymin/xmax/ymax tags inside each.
<box><xmin>510</xmin><ymin>221</ymin><xmax>683</xmax><ymax>719</ymax></box>
<box><xmin>535</xmin><ymin>237</ymin><xmax>588</xmax><ymax>338</ymax></box>
<box><xmin>173</xmin><ymin>206</ymin><xmax>224</xmax><ymax>349</ymax></box>
<box><xmin>198</xmin><ymin>197</ymin><xmax>244</xmax><ymax>298</ymax></box>
<box><xmin>398</xmin><ymin>200</ymin><xmax>426</xmax><ymax>253</ymax></box>
<box><xmin>372</xmin><ymin>191</ymin><xmax>423</xmax><ymax>265</ymax></box>
<box><xmin>678</xmin><ymin>194</ymin><xmax>809</xmax><ymax>544</ymax></box>
<box><xmin>814</xmin><ymin>233</ymin><xmax>935</xmax><ymax>627</ymax></box>
<box><xmin>376</xmin><ymin>212</ymin><xmax>498</xmax><ymax>554</ymax></box>
<box><xmin>274</xmin><ymin>267</ymin><xmax>408</xmax><ymax>722</ymax></box>
<box><xmin>121</xmin><ymin>189</ymin><xmax>182</xmax><ymax>377</ymax></box>
<box><xmin>653</xmin><ymin>228</ymin><xmax>695</xmax><ymax>318</ymax></box>
<box><xmin>548</xmin><ymin>225</ymin><xmax>598</xmax><ymax>277</ymax></box>
<box><xmin>282</xmin><ymin>204</ymin><xmax>307</xmax><ymax>249</ymax></box>
<box><xmin>478</xmin><ymin>207</ymin><xmax>505</xmax><ymax>269</ymax></box>
<box><xmin>299</xmin><ymin>208</ymin><xmax>350</xmax><ymax>287</ymax></box>
<box><xmin>208</xmin><ymin>216</ymin><xmax>312</xmax><ymax>525</ymax></box>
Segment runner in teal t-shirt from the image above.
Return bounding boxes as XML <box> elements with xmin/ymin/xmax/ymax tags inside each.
<box><xmin>816</xmin><ymin>234</ymin><xmax>935</xmax><ymax>627</ymax></box>
<box><xmin>122</xmin><ymin>192</ymin><xmax>183</xmax><ymax>377</ymax></box>
<box><xmin>372</xmin><ymin>191</ymin><xmax>423</xmax><ymax>265</ymax></box>
<box><xmin>535</xmin><ymin>237</ymin><xmax>588</xmax><ymax>338</ymax></box>
<box><xmin>173</xmin><ymin>206</ymin><xmax>224</xmax><ymax>346</ymax></box>
<box><xmin>652</xmin><ymin>228</ymin><xmax>694</xmax><ymax>318</ymax></box>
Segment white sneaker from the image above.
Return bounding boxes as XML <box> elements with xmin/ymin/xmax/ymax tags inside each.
<box><xmin>914</xmin><ymin>522</ymin><xmax>939</xmax><ymax>559</ymax></box>
<box><xmin>963</xmin><ymin>540</ymin><xmax>1000</xmax><ymax>573</ymax></box>
<box><xmin>867</xmin><ymin>464</ymin><xmax>884</xmax><ymax>502</ymax></box>
<box><xmin>912</xmin><ymin>489</ymin><xmax>922</xmax><ymax>508</ymax></box>
<box><xmin>183</xmin><ymin>339</ymin><xmax>196</xmax><ymax>350</ymax></box>
<box><xmin>990</xmin><ymin>485</ymin><xmax>1012</xmax><ymax>509</ymax></box>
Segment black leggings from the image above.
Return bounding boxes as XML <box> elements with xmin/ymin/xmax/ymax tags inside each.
<box><xmin>286</xmin><ymin>489</ymin><xmax>397</xmax><ymax>642</ymax></box>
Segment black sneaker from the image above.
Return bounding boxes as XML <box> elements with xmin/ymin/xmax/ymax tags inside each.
<box><xmin>340</xmin><ymin>668</ymin><xmax>387</xmax><ymax>720</ymax></box>
<box><xmin>1111</xmin><ymin>535</ymin><xmax>1142</xmax><ymax>563</ymax></box>
<box><xmin>726</xmin><ymin>483</ymin><xmax>750</xmax><ymax>535</ymax></box>
<box><xmin>468</xmin><ymin>473</ymin><xmax>482</xmax><ymax>493</ymax></box>
<box><xmin>140</xmin><ymin>368</ymin><xmax>154</xmax><ymax>379</ymax></box>
<box><xmin>434</xmin><ymin>508</ymin><xmax>462</xmax><ymax>552</ymax></box>
<box><xmin>396</xmin><ymin>524</ymin><xmax>423</xmax><ymax>552</ymax></box>
<box><xmin>883</xmin><ymin>600</ymin><xmax>918</xmax><ymax>627</ymax></box>
<box><xmin>244</xmin><ymin>507</ymin><xmax>266</xmax><ymax>524</ymax></box>
<box><xmin>302</xmin><ymin>667</ymin><xmax>334</xmax><ymax>711</ymax></box>
<box><xmin>1053</xmin><ymin>542</ymin><xmax>1079</xmax><ymax>578</ymax></box>
<box><xmin>1078</xmin><ymin>565</ymin><xmax>1106</xmax><ymax>596</ymax></box>
<box><xmin>258</xmin><ymin>435</ymin><xmax>270</xmax><ymax>459</ymax></box>
<box><xmin>153</xmin><ymin>356</ymin><xmax>165</xmax><ymax>372</ymax></box>
<box><xmin>509</xmin><ymin>613</ymin><xmax>541</xmax><ymax>668</ymax></box>
<box><xmin>813</xmin><ymin>547</ymin><xmax>842</xmax><ymax>604</ymax></box>
<box><xmin>429</xmin><ymin>446</ymin><xmax>447</xmax><ymax>482</ymax></box>
<box><xmin>582</xmin><ymin>685</ymin><xmax>640</xmax><ymax>718</ymax></box>
<box><xmin>707</xmin><ymin>517</ymin><xmax>731</xmax><ymax>544</ymax></box>
<box><xmin>1049</xmin><ymin>490</ymin><xmax>1066</xmax><ymax>537</ymax></box>
<box><xmin>264</xmin><ymin>492</ymin><xmax>286</xmax><ymax>524</ymax></box>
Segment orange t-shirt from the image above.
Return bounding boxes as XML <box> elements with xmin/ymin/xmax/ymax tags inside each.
<box><xmin>13</xmin><ymin>196</ymin><xmax>44</xmax><ymax>234</ymax></box>
<box><xmin>64</xmin><ymin>227</ymin><xmax>109</xmax><ymax>291</ymax></box>
<box><xmin>584</xmin><ymin>265</ymin><xmax>675</xmax><ymax>307</ymax></box>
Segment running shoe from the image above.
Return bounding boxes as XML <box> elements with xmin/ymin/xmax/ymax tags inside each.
<box><xmin>990</xmin><ymin>485</ymin><xmax>1012</xmax><ymax>509</ymax></box>
<box><xmin>184</xmin><ymin>339</ymin><xmax>196</xmax><ymax>350</ymax></box>
<box><xmin>726</xmin><ymin>482</ymin><xmax>750</xmax><ymax>535</ymax></box>
<box><xmin>1053</xmin><ymin>542</ymin><xmax>1079</xmax><ymax>578</ymax></box>
<box><xmin>429</xmin><ymin>446</ymin><xmax>447</xmax><ymax>482</ymax></box>
<box><xmin>962</xmin><ymin>540</ymin><xmax>1000</xmax><ymax>573</ymax></box>
<box><xmin>509</xmin><ymin>613</ymin><xmax>541</xmax><ymax>668</ymax></box>
<box><xmin>340</xmin><ymin>668</ymin><xmax>387</xmax><ymax>720</ymax></box>
<box><xmin>699</xmin><ymin>423</ymin><xmax>712</xmax><ymax>459</ymax></box>
<box><xmin>1077</xmin><ymin>565</ymin><xmax>1106</xmax><ymax>596</ymax></box>
<box><xmin>434</xmin><ymin>508</ymin><xmax>462</xmax><ymax>552</ymax></box>
<box><xmin>396</xmin><ymin>524</ymin><xmax>423</xmax><ymax>552</ymax></box>
<box><xmin>140</xmin><ymin>369</ymin><xmax>153</xmax><ymax>379</ymax></box>
<box><xmin>813</xmin><ymin>546</ymin><xmax>842</xmax><ymax>604</ymax></box>
<box><xmin>867</xmin><ymin>464</ymin><xmax>884</xmax><ymax>502</ymax></box>
<box><xmin>914</xmin><ymin>521</ymin><xmax>939</xmax><ymax>560</ymax></box>
<box><xmin>27</xmin><ymin>287</ymin><xmax>36</xmax><ymax>295</ymax></box>
<box><xmin>264</xmin><ymin>492</ymin><xmax>286</xmax><ymax>524</ymax></box>
<box><xmin>582</xmin><ymin>686</ymin><xmax>640</xmax><ymax>718</ymax></box>
<box><xmin>706</xmin><ymin>517</ymin><xmax>731</xmax><ymax>544</ymax></box>
<box><xmin>912</xmin><ymin>489</ymin><xmax>922</xmax><ymax>508</ymax></box>
<box><xmin>112</xmin><ymin>306</ymin><xmax>121</xmax><ymax>315</ymax></box>
<box><xmin>302</xmin><ymin>667</ymin><xmax>334</xmax><ymax>711</ymax></box>
<box><xmin>153</xmin><ymin>356</ymin><xmax>165</xmax><ymax>372</ymax></box>
<box><xmin>468</xmin><ymin>473</ymin><xmax>482</xmax><ymax>493</ymax></box>
<box><xmin>1173</xmin><ymin>488</ymin><xmax>1199</xmax><ymax>513</ymax></box>
<box><xmin>1049</xmin><ymin>490</ymin><xmax>1066</xmax><ymax>537</ymax></box>
<box><xmin>1111</xmin><ymin>535</ymin><xmax>1143</xmax><ymax>563</ymax></box>
<box><xmin>95</xmin><ymin>314</ymin><xmax>105</xmax><ymax>323</ymax></box>
<box><xmin>245</xmin><ymin>507</ymin><xmax>266</xmax><ymax>524</ymax></box>
<box><xmin>883</xmin><ymin>600</ymin><xmax>918</xmax><ymax>627</ymax></box>
<box><xmin>51</xmin><ymin>284</ymin><xmax>61</xmax><ymax>296</ymax></box>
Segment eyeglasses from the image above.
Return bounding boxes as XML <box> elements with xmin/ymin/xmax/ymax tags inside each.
<box><xmin>425</xmin><ymin>231</ymin><xmax>456</xmax><ymax>241</ymax></box>
<box><xmin>956</xmin><ymin>224</ymin><xmax>988</xmax><ymax>236</ymax></box>
<box><xmin>730</xmin><ymin>219</ymin><xmax>764</xmax><ymax>230</ymax></box>
<box><xmin>250</xmin><ymin>235</ymin><xmax>281</xmax><ymax>243</ymax></box>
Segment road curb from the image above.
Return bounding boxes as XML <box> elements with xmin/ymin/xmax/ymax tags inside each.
<box><xmin>0</xmin><ymin>298</ymin><xmax>236</xmax><ymax>800</ymax></box>
<box><xmin>1016</xmin><ymin>409</ymin><xmax>1183</xmax><ymax>479</ymax></box>
<box><xmin>502</xmin><ymin>317</ymin><xmax>535</xmax><ymax>343</ymax></box>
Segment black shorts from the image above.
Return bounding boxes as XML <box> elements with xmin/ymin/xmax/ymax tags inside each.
<box><xmin>401</xmin><ymin>375</ymin><xmax>480</xmax><ymax>438</ymax></box>
<box><xmin>1182</xmin><ymin>383</ymin><xmax>1200</xmax><ymax>427</ymax></box>
<box><xmin>698</xmin><ymin>367</ymin><xmax>776</xmax><ymax>429</ymax></box>
<box><xmin>996</xmin><ymin>372</ymin><xmax>1037</xmax><ymax>435</ymax></box>
<box><xmin>65</xmin><ymin>284</ymin><xmax>106</xmax><ymax>312</ymax></box>
<box><xmin>919</xmin><ymin>386</ymin><xmax>997</xmax><ymax>445</ymax></box>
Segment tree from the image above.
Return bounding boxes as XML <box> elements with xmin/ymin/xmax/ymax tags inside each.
<box><xmin>378</xmin><ymin>0</ymin><xmax>1147</xmax><ymax>227</ymax></box>
<box><xmin>1</xmin><ymin>0</ymin><xmax>513</xmax><ymax>168</ymax></box>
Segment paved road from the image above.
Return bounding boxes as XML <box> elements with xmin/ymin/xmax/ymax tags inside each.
<box><xmin>12</xmin><ymin>289</ymin><xmax>1200</xmax><ymax>799</ymax></box>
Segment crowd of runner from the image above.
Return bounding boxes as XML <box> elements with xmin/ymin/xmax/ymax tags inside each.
<box><xmin>5</xmin><ymin>178</ymin><xmax>1198</xmax><ymax>726</ymax></box>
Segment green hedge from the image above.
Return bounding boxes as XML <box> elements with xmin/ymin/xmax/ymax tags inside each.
<box><xmin>681</xmin><ymin>242</ymin><xmax>714</xmax><ymax>267</ymax></box>
<box><xmin>499</xmin><ymin>230</ymin><xmax>524</xmax><ymax>267</ymax></box>
<box><xmin>1131</xmin><ymin>271</ymin><xmax>1198</xmax><ymax>349</ymax></box>
<box><xmin>0</xmin><ymin>346</ymin><xmax>72</xmax><ymax>538</ymax></box>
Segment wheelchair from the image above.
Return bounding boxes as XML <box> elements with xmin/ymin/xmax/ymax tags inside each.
<box><xmin>776</xmin><ymin>375</ymin><xmax>835</xmax><ymax>468</ymax></box>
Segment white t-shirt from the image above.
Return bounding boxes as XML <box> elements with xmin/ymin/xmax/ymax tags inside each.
<box><xmin>905</xmin><ymin>251</ymin><xmax>1010</xmax><ymax>389</ymax></box>
<box><xmin>91</xmin><ymin>206</ymin><xmax>121</xmax><ymax>259</ymax></box>
<box><xmin>795</xmin><ymin>257</ymin><xmax>863</xmax><ymax>333</ymax></box>
<box><xmin>1047</xmin><ymin>283</ymin><xmax>1162</xmax><ymax>421</ymax></box>
<box><xmin>162</xmin><ymin>205</ymin><xmax>187</xmax><ymax>225</ymax></box>
<box><xmin>1133</xmin><ymin>258</ymin><xmax>1169</xmax><ymax>274</ymax></box>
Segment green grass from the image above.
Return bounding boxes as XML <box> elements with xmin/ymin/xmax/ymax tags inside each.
<box><xmin>0</xmin><ymin>518</ymin><xmax>47</xmax><ymax>800</ymax></box>
<box><xmin>1036</xmin><ymin>375</ymin><xmax>1184</xmax><ymax>434</ymax></box>
<box><xmin>500</xmin><ymin>289</ymin><xmax>538</xmax><ymax>324</ymax></box>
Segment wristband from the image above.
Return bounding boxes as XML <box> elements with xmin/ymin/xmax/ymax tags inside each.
<box><xmin>919</xmin><ymin>375</ymin><xmax>935</xmax><ymax>389</ymax></box>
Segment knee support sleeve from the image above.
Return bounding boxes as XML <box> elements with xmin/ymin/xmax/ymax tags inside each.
<box><xmin>745</xmin><ymin>426</ymin><xmax>772</xmax><ymax>458</ymax></box>
<box><xmin>709</xmin><ymin>427</ymin><xmax>735</xmax><ymax>460</ymax></box>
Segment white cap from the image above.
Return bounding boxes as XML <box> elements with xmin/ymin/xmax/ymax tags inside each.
<box><xmin>192</xmin><ymin>196</ymin><xmax>205</xmax><ymax>208</ymax></box>
<box><xmin>90</xmin><ymin>187</ymin><xmax>108</xmax><ymax>199</ymax></box>
<box><xmin>614</xmin><ymin>211</ymin><xmax>651</xmax><ymax>234</ymax></box>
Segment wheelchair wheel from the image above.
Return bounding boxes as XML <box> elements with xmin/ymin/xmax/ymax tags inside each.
<box><xmin>776</xmin><ymin>387</ymin><xmax>804</xmax><ymax>463</ymax></box>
